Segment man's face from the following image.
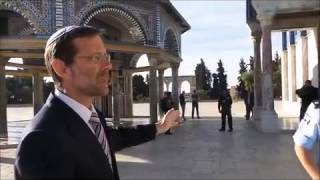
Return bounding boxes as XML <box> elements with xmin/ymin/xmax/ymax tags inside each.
<box><xmin>65</xmin><ymin>35</ymin><xmax>112</xmax><ymax>97</ymax></box>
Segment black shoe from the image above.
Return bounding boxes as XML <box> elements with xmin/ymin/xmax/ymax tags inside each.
<box><xmin>165</xmin><ymin>131</ymin><xmax>172</xmax><ymax>135</ymax></box>
<box><xmin>197</xmin><ymin>116</ymin><xmax>200</xmax><ymax>119</ymax></box>
<box><xmin>228</xmin><ymin>129</ymin><xmax>233</xmax><ymax>132</ymax></box>
<box><xmin>219</xmin><ymin>128</ymin><xmax>225</xmax><ymax>132</ymax></box>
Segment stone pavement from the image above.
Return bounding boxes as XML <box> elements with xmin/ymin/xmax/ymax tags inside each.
<box><xmin>1</xmin><ymin>101</ymin><xmax>305</xmax><ymax>179</ymax></box>
<box><xmin>0</xmin><ymin>117</ymin><xmax>309</xmax><ymax>180</ymax></box>
<box><xmin>116</xmin><ymin>118</ymin><xmax>309</xmax><ymax>180</ymax></box>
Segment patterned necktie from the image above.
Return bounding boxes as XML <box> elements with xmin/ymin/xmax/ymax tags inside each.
<box><xmin>89</xmin><ymin>111</ymin><xmax>113</xmax><ymax>170</ymax></box>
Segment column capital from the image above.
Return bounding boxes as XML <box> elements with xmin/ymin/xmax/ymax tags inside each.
<box><xmin>147</xmin><ymin>54</ymin><xmax>159</xmax><ymax>66</ymax></box>
<box><xmin>251</xmin><ymin>31</ymin><xmax>262</xmax><ymax>43</ymax></box>
<box><xmin>257</xmin><ymin>12</ymin><xmax>274</xmax><ymax>27</ymax></box>
<box><xmin>158</xmin><ymin>69</ymin><xmax>164</xmax><ymax>74</ymax></box>
<box><xmin>170</xmin><ymin>62</ymin><xmax>180</xmax><ymax>69</ymax></box>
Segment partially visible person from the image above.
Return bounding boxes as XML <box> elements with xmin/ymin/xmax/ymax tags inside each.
<box><xmin>14</xmin><ymin>26</ymin><xmax>181</xmax><ymax>180</ymax></box>
<box><xmin>241</xmin><ymin>89</ymin><xmax>250</xmax><ymax>120</ymax></box>
<box><xmin>218</xmin><ymin>90</ymin><xmax>233</xmax><ymax>132</ymax></box>
<box><xmin>246</xmin><ymin>89</ymin><xmax>254</xmax><ymax>120</ymax></box>
<box><xmin>293</xmin><ymin>100</ymin><xmax>320</xmax><ymax>180</ymax></box>
<box><xmin>191</xmin><ymin>90</ymin><xmax>200</xmax><ymax>119</ymax></box>
<box><xmin>160</xmin><ymin>92</ymin><xmax>174</xmax><ymax>135</ymax></box>
<box><xmin>179</xmin><ymin>91</ymin><xmax>186</xmax><ymax>121</ymax></box>
<box><xmin>296</xmin><ymin>80</ymin><xmax>318</xmax><ymax>120</ymax></box>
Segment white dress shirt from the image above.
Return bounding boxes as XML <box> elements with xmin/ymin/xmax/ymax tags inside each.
<box><xmin>54</xmin><ymin>89</ymin><xmax>97</xmax><ymax>134</ymax></box>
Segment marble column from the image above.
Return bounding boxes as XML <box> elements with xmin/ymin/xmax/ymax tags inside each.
<box><xmin>301</xmin><ymin>30</ymin><xmax>309</xmax><ymax>82</ymax></box>
<box><xmin>288</xmin><ymin>31</ymin><xmax>297</xmax><ymax>102</ymax></box>
<box><xmin>148</xmin><ymin>56</ymin><xmax>158</xmax><ymax>123</ymax></box>
<box><xmin>316</xmin><ymin>26</ymin><xmax>320</xmax><ymax>97</ymax></box>
<box><xmin>171</xmin><ymin>63</ymin><xmax>179</xmax><ymax>109</ymax></box>
<box><xmin>255</xmin><ymin>13</ymin><xmax>279</xmax><ymax>132</ymax></box>
<box><xmin>251</xmin><ymin>31</ymin><xmax>263</xmax><ymax>122</ymax></box>
<box><xmin>107</xmin><ymin>93</ymin><xmax>113</xmax><ymax>118</ymax></box>
<box><xmin>32</xmin><ymin>71</ymin><xmax>44</xmax><ymax>115</ymax></box>
<box><xmin>124</xmin><ymin>71</ymin><xmax>133</xmax><ymax>117</ymax></box>
<box><xmin>112</xmin><ymin>71</ymin><xmax>120</xmax><ymax>127</ymax></box>
<box><xmin>0</xmin><ymin>60</ymin><xmax>7</xmax><ymax>138</ymax></box>
<box><xmin>252</xmin><ymin>31</ymin><xmax>263</xmax><ymax>108</ymax></box>
<box><xmin>261</xmin><ymin>18</ymin><xmax>275</xmax><ymax>111</ymax></box>
<box><xmin>158</xmin><ymin>69</ymin><xmax>164</xmax><ymax>101</ymax></box>
<box><xmin>281</xmin><ymin>31</ymin><xmax>289</xmax><ymax>101</ymax></box>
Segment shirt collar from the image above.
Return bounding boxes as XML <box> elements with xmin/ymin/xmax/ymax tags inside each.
<box><xmin>54</xmin><ymin>89</ymin><xmax>95</xmax><ymax>123</ymax></box>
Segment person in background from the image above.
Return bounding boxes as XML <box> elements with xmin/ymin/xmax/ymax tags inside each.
<box><xmin>293</xmin><ymin>100</ymin><xmax>319</xmax><ymax>180</ymax></box>
<box><xmin>218</xmin><ymin>90</ymin><xmax>233</xmax><ymax>132</ymax></box>
<box><xmin>296</xmin><ymin>80</ymin><xmax>318</xmax><ymax>120</ymax></box>
<box><xmin>191</xmin><ymin>90</ymin><xmax>200</xmax><ymax>119</ymax></box>
<box><xmin>246</xmin><ymin>88</ymin><xmax>254</xmax><ymax>120</ymax></box>
<box><xmin>179</xmin><ymin>91</ymin><xmax>186</xmax><ymax>121</ymax></box>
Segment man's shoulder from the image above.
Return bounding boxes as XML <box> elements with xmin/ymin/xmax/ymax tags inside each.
<box><xmin>304</xmin><ymin>101</ymin><xmax>320</xmax><ymax>124</ymax></box>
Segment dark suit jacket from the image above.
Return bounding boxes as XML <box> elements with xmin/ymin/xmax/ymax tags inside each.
<box><xmin>15</xmin><ymin>93</ymin><xmax>156</xmax><ymax>180</ymax></box>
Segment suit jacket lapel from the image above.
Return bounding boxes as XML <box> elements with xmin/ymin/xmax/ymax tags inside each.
<box><xmin>47</xmin><ymin>94</ymin><xmax>114</xmax><ymax>177</ymax></box>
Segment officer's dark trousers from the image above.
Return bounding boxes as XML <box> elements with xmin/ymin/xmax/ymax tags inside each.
<box><xmin>181</xmin><ymin>104</ymin><xmax>186</xmax><ymax>119</ymax></box>
<box><xmin>299</xmin><ymin>104</ymin><xmax>308</xmax><ymax>121</ymax></box>
<box><xmin>245</xmin><ymin>103</ymin><xmax>252</xmax><ymax>120</ymax></box>
<box><xmin>192</xmin><ymin>102</ymin><xmax>199</xmax><ymax>118</ymax></box>
<box><xmin>221</xmin><ymin>110</ymin><xmax>233</xmax><ymax>130</ymax></box>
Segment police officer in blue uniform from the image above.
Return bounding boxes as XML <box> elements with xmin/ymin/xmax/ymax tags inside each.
<box><xmin>293</xmin><ymin>100</ymin><xmax>320</xmax><ymax>180</ymax></box>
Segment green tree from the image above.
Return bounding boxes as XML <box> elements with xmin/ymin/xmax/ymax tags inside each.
<box><xmin>273</xmin><ymin>52</ymin><xmax>282</xmax><ymax>98</ymax></box>
<box><xmin>240</xmin><ymin>71</ymin><xmax>254</xmax><ymax>91</ymax></box>
<box><xmin>132</xmin><ymin>74</ymin><xmax>149</xmax><ymax>101</ymax></box>
<box><xmin>210</xmin><ymin>73</ymin><xmax>219</xmax><ymax>99</ymax></box>
<box><xmin>237</xmin><ymin>57</ymin><xmax>247</xmax><ymax>98</ymax></box>
<box><xmin>195</xmin><ymin>58</ymin><xmax>212</xmax><ymax>90</ymax></box>
<box><xmin>217</xmin><ymin>59</ymin><xmax>227</xmax><ymax>91</ymax></box>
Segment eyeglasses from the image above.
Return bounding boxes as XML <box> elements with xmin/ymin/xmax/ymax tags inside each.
<box><xmin>76</xmin><ymin>53</ymin><xmax>111</xmax><ymax>64</ymax></box>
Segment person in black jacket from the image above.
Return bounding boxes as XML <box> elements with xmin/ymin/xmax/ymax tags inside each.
<box><xmin>218</xmin><ymin>90</ymin><xmax>233</xmax><ymax>132</ymax></box>
<box><xmin>296</xmin><ymin>80</ymin><xmax>318</xmax><ymax>120</ymax></box>
<box><xmin>14</xmin><ymin>26</ymin><xmax>181</xmax><ymax>180</ymax></box>
<box><xmin>179</xmin><ymin>91</ymin><xmax>186</xmax><ymax>121</ymax></box>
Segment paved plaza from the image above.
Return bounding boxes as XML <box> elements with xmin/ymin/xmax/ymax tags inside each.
<box><xmin>1</xmin><ymin>101</ymin><xmax>308</xmax><ymax>179</ymax></box>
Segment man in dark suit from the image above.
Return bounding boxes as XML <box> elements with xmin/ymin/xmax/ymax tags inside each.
<box><xmin>218</xmin><ymin>90</ymin><xmax>233</xmax><ymax>132</ymax></box>
<box><xmin>296</xmin><ymin>80</ymin><xmax>318</xmax><ymax>120</ymax></box>
<box><xmin>14</xmin><ymin>26</ymin><xmax>180</xmax><ymax>180</ymax></box>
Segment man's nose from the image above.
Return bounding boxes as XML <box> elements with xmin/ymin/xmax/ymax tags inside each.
<box><xmin>102</xmin><ymin>60</ymin><xmax>112</xmax><ymax>70</ymax></box>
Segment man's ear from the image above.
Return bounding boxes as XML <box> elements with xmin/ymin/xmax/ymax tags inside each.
<box><xmin>51</xmin><ymin>58</ymin><xmax>68</xmax><ymax>80</ymax></box>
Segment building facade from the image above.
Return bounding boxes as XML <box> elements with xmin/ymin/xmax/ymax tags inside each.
<box><xmin>0</xmin><ymin>0</ymin><xmax>190</xmax><ymax>137</ymax></box>
<box><xmin>247</xmin><ymin>0</ymin><xmax>319</xmax><ymax>132</ymax></box>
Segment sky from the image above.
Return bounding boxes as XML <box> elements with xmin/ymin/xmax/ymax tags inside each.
<box><xmin>148</xmin><ymin>0</ymin><xmax>282</xmax><ymax>88</ymax></box>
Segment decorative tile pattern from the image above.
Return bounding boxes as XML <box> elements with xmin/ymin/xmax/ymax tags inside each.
<box><xmin>0</xmin><ymin>0</ymin><xmax>51</xmax><ymax>35</ymax></box>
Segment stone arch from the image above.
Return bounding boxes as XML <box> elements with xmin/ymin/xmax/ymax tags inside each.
<box><xmin>180</xmin><ymin>80</ymin><xmax>191</xmax><ymax>93</ymax></box>
<box><xmin>163</xmin><ymin>75</ymin><xmax>196</xmax><ymax>94</ymax></box>
<box><xmin>0</xmin><ymin>1</ymin><xmax>43</xmax><ymax>33</ymax></box>
<box><xmin>80</xmin><ymin>5</ymin><xmax>147</xmax><ymax>44</ymax></box>
<box><xmin>163</xmin><ymin>28</ymin><xmax>180</xmax><ymax>57</ymax></box>
<box><xmin>130</xmin><ymin>53</ymin><xmax>144</xmax><ymax>68</ymax></box>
